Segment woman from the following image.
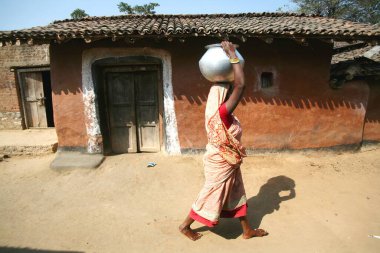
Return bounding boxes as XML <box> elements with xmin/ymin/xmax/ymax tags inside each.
<box><xmin>179</xmin><ymin>41</ymin><xmax>268</xmax><ymax>241</ymax></box>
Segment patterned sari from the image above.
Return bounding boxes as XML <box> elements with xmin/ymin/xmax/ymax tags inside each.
<box><xmin>190</xmin><ymin>83</ymin><xmax>247</xmax><ymax>227</ymax></box>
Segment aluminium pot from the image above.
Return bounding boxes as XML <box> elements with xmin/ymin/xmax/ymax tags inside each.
<box><xmin>199</xmin><ymin>43</ymin><xmax>245</xmax><ymax>83</ymax></box>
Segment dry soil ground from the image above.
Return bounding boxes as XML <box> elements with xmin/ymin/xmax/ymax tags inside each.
<box><xmin>0</xmin><ymin>148</ymin><xmax>379</xmax><ymax>253</ymax></box>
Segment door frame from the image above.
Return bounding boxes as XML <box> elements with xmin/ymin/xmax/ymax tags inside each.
<box><xmin>16</xmin><ymin>67</ymin><xmax>51</xmax><ymax>129</ymax></box>
<box><xmin>93</xmin><ymin>57</ymin><xmax>164</xmax><ymax>154</ymax></box>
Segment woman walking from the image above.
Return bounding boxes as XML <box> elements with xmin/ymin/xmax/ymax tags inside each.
<box><xmin>179</xmin><ymin>41</ymin><xmax>268</xmax><ymax>241</ymax></box>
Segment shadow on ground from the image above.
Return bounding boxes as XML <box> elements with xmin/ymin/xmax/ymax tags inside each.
<box><xmin>195</xmin><ymin>175</ymin><xmax>296</xmax><ymax>239</ymax></box>
<box><xmin>0</xmin><ymin>247</ymin><xmax>83</xmax><ymax>253</ymax></box>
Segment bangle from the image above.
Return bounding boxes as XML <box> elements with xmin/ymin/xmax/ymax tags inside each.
<box><xmin>229</xmin><ymin>57</ymin><xmax>240</xmax><ymax>64</ymax></box>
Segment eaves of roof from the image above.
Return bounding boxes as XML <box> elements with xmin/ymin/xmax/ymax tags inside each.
<box><xmin>1</xmin><ymin>13</ymin><xmax>380</xmax><ymax>46</ymax></box>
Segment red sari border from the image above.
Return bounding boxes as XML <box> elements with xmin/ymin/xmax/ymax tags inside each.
<box><xmin>189</xmin><ymin>204</ymin><xmax>247</xmax><ymax>227</ymax></box>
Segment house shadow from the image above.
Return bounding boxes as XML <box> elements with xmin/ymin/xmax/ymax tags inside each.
<box><xmin>195</xmin><ymin>175</ymin><xmax>296</xmax><ymax>239</ymax></box>
<box><xmin>0</xmin><ymin>247</ymin><xmax>83</xmax><ymax>253</ymax></box>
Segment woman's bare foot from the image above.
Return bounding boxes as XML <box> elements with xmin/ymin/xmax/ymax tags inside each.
<box><xmin>179</xmin><ymin>225</ymin><xmax>203</xmax><ymax>241</ymax></box>
<box><xmin>242</xmin><ymin>228</ymin><xmax>268</xmax><ymax>239</ymax></box>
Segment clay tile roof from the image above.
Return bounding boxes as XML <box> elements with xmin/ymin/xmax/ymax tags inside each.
<box><xmin>332</xmin><ymin>42</ymin><xmax>380</xmax><ymax>64</ymax></box>
<box><xmin>332</xmin><ymin>45</ymin><xmax>373</xmax><ymax>64</ymax></box>
<box><xmin>331</xmin><ymin>42</ymin><xmax>380</xmax><ymax>84</ymax></box>
<box><xmin>1</xmin><ymin>13</ymin><xmax>380</xmax><ymax>44</ymax></box>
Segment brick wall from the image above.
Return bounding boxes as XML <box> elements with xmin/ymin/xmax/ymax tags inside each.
<box><xmin>0</xmin><ymin>44</ymin><xmax>50</xmax><ymax>129</ymax></box>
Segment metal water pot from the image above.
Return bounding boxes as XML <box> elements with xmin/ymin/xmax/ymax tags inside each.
<box><xmin>199</xmin><ymin>43</ymin><xmax>245</xmax><ymax>83</ymax></box>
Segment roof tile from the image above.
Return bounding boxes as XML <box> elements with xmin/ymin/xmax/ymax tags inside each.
<box><xmin>1</xmin><ymin>13</ymin><xmax>379</xmax><ymax>44</ymax></box>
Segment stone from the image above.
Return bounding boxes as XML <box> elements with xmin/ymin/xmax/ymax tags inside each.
<box><xmin>50</xmin><ymin>151</ymin><xmax>105</xmax><ymax>170</ymax></box>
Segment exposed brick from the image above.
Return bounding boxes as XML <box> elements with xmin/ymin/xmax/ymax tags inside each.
<box><xmin>0</xmin><ymin>44</ymin><xmax>49</xmax><ymax>129</ymax></box>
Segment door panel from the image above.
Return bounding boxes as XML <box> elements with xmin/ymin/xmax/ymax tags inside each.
<box><xmin>107</xmin><ymin>72</ymin><xmax>137</xmax><ymax>153</ymax></box>
<box><xmin>105</xmin><ymin>67</ymin><xmax>160</xmax><ymax>153</ymax></box>
<box><xmin>21</xmin><ymin>72</ymin><xmax>47</xmax><ymax>128</ymax></box>
<box><xmin>135</xmin><ymin>71</ymin><xmax>160</xmax><ymax>152</ymax></box>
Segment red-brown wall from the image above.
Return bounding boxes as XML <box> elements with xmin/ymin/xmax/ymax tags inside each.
<box><xmin>49</xmin><ymin>37</ymin><xmax>374</xmax><ymax>151</ymax></box>
<box><xmin>172</xmin><ymin>38</ymin><xmax>369</xmax><ymax>150</ymax></box>
<box><xmin>50</xmin><ymin>41</ymin><xmax>87</xmax><ymax>148</ymax></box>
<box><xmin>235</xmin><ymin>38</ymin><xmax>369</xmax><ymax>150</ymax></box>
<box><xmin>363</xmin><ymin>78</ymin><xmax>380</xmax><ymax>142</ymax></box>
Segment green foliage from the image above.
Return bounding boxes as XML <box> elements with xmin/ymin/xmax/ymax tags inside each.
<box><xmin>118</xmin><ymin>2</ymin><xmax>134</xmax><ymax>14</ymax></box>
<box><xmin>70</xmin><ymin>8</ymin><xmax>89</xmax><ymax>19</ymax></box>
<box><xmin>290</xmin><ymin>0</ymin><xmax>380</xmax><ymax>24</ymax></box>
<box><xmin>276</xmin><ymin>4</ymin><xmax>293</xmax><ymax>12</ymax></box>
<box><xmin>292</xmin><ymin>0</ymin><xmax>349</xmax><ymax>17</ymax></box>
<box><xmin>345</xmin><ymin>0</ymin><xmax>380</xmax><ymax>24</ymax></box>
<box><xmin>118</xmin><ymin>2</ymin><xmax>160</xmax><ymax>14</ymax></box>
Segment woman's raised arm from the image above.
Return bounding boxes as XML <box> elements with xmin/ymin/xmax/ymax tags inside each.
<box><xmin>221</xmin><ymin>41</ymin><xmax>245</xmax><ymax>114</ymax></box>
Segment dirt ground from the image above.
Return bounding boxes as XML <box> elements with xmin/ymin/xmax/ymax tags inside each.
<box><xmin>0</xmin><ymin>147</ymin><xmax>379</xmax><ymax>253</ymax></box>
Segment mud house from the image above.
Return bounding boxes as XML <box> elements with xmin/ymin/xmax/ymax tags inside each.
<box><xmin>0</xmin><ymin>43</ymin><xmax>51</xmax><ymax>129</ymax></box>
<box><xmin>0</xmin><ymin>13</ymin><xmax>379</xmax><ymax>163</ymax></box>
<box><xmin>330</xmin><ymin>42</ymin><xmax>380</xmax><ymax>145</ymax></box>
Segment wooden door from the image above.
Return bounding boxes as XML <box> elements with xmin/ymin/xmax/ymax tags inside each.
<box><xmin>20</xmin><ymin>72</ymin><xmax>47</xmax><ymax>128</ymax></box>
<box><xmin>135</xmin><ymin>71</ymin><xmax>160</xmax><ymax>152</ymax></box>
<box><xmin>106</xmin><ymin>72</ymin><xmax>137</xmax><ymax>153</ymax></box>
<box><xmin>105</xmin><ymin>67</ymin><xmax>160</xmax><ymax>153</ymax></box>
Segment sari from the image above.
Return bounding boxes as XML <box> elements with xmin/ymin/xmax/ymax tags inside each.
<box><xmin>190</xmin><ymin>83</ymin><xmax>247</xmax><ymax>227</ymax></box>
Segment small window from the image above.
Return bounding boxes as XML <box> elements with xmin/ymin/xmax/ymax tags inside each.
<box><xmin>261</xmin><ymin>72</ymin><xmax>273</xmax><ymax>88</ymax></box>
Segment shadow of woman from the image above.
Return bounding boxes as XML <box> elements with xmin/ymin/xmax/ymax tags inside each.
<box><xmin>198</xmin><ymin>175</ymin><xmax>296</xmax><ymax>239</ymax></box>
<box><xmin>247</xmin><ymin>175</ymin><xmax>296</xmax><ymax>229</ymax></box>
